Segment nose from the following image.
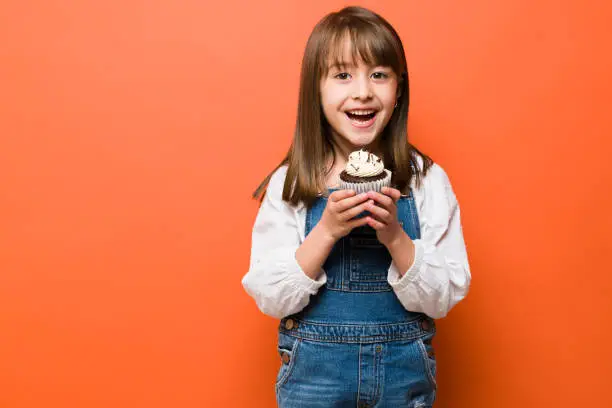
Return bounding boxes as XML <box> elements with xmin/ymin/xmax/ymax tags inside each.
<box><xmin>352</xmin><ymin>75</ymin><xmax>373</xmax><ymax>100</ymax></box>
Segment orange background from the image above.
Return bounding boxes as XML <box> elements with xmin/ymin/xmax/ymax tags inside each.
<box><xmin>1</xmin><ymin>0</ymin><xmax>611</xmax><ymax>407</ymax></box>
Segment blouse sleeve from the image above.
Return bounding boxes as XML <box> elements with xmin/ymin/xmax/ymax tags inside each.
<box><xmin>387</xmin><ymin>163</ymin><xmax>472</xmax><ymax>319</ymax></box>
<box><xmin>241</xmin><ymin>166</ymin><xmax>326</xmax><ymax>319</ymax></box>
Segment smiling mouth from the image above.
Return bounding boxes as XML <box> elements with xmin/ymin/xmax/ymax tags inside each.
<box><xmin>346</xmin><ymin>111</ymin><xmax>377</xmax><ymax>122</ymax></box>
<box><xmin>345</xmin><ymin>110</ymin><xmax>378</xmax><ymax>128</ymax></box>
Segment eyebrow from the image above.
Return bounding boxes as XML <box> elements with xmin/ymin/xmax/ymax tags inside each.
<box><xmin>327</xmin><ymin>62</ymin><xmax>357</xmax><ymax>71</ymax></box>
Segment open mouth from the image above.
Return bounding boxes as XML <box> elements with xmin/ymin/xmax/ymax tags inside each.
<box><xmin>345</xmin><ymin>109</ymin><xmax>378</xmax><ymax>127</ymax></box>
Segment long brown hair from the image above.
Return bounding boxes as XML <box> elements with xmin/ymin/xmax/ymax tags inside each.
<box><xmin>253</xmin><ymin>6</ymin><xmax>433</xmax><ymax>207</ymax></box>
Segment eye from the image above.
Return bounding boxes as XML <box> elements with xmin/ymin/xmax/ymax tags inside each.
<box><xmin>334</xmin><ymin>72</ymin><xmax>351</xmax><ymax>80</ymax></box>
<box><xmin>371</xmin><ymin>72</ymin><xmax>389</xmax><ymax>80</ymax></box>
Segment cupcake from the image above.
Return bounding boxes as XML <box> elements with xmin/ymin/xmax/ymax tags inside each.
<box><xmin>338</xmin><ymin>149</ymin><xmax>391</xmax><ymax>193</ymax></box>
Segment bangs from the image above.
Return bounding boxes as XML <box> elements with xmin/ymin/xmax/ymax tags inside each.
<box><xmin>320</xmin><ymin>24</ymin><xmax>402</xmax><ymax>75</ymax></box>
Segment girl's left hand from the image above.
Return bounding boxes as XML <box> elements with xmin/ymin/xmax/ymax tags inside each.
<box><xmin>364</xmin><ymin>187</ymin><xmax>406</xmax><ymax>248</ymax></box>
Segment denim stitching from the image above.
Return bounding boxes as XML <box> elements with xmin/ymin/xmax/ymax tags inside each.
<box><xmin>416</xmin><ymin>338</ymin><xmax>437</xmax><ymax>392</ymax></box>
<box><xmin>373</xmin><ymin>343</ymin><xmax>382</xmax><ymax>405</ymax></box>
<box><xmin>278</xmin><ymin>318</ymin><xmax>432</xmax><ymax>344</ymax></box>
<box><xmin>357</xmin><ymin>343</ymin><xmax>362</xmax><ymax>402</ymax></box>
<box><xmin>276</xmin><ymin>337</ymin><xmax>301</xmax><ymax>388</ymax></box>
<box><xmin>408</xmin><ymin>189</ymin><xmax>421</xmax><ymax>239</ymax></box>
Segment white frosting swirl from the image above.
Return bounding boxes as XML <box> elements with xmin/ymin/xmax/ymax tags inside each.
<box><xmin>345</xmin><ymin>149</ymin><xmax>385</xmax><ymax>177</ymax></box>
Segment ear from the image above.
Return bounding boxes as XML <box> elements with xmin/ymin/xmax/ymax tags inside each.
<box><xmin>396</xmin><ymin>73</ymin><xmax>406</xmax><ymax>99</ymax></box>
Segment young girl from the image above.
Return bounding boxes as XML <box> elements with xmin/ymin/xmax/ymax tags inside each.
<box><xmin>242</xmin><ymin>6</ymin><xmax>471</xmax><ymax>408</ymax></box>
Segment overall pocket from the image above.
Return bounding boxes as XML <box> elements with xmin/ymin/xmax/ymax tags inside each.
<box><xmin>348</xmin><ymin>236</ymin><xmax>392</xmax><ymax>292</ymax></box>
<box><xmin>417</xmin><ymin>333</ymin><xmax>437</xmax><ymax>393</ymax></box>
<box><xmin>275</xmin><ymin>333</ymin><xmax>301</xmax><ymax>388</ymax></box>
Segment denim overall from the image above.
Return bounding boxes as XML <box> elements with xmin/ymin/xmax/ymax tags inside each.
<box><xmin>276</xmin><ymin>190</ymin><xmax>437</xmax><ymax>408</ymax></box>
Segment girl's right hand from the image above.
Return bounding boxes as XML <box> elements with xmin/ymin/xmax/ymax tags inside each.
<box><xmin>316</xmin><ymin>190</ymin><xmax>373</xmax><ymax>241</ymax></box>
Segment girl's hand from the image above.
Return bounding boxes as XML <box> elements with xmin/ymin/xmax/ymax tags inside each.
<box><xmin>317</xmin><ymin>190</ymin><xmax>373</xmax><ymax>241</ymax></box>
<box><xmin>364</xmin><ymin>187</ymin><xmax>406</xmax><ymax>248</ymax></box>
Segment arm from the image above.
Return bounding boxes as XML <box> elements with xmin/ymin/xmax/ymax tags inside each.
<box><xmin>387</xmin><ymin>164</ymin><xmax>472</xmax><ymax>319</ymax></box>
<box><xmin>296</xmin><ymin>226</ymin><xmax>336</xmax><ymax>280</ymax></box>
<box><xmin>241</xmin><ymin>167</ymin><xmax>327</xmax><ymax>319</ymax></box>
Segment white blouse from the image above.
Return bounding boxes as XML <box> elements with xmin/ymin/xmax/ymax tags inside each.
<box><xmin>242</xmin><ymin>160</ymin><xmax>471</xmax><ymax>320</ymax></box>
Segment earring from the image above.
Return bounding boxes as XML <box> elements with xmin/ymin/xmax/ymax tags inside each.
<box><xmin>394</xmin><ymin>101</ymin><xmax>399</xmax><ymax>108</ymax></box>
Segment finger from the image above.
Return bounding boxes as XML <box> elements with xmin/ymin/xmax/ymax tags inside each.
<box><xmin>335</xmin><ymin>192</ymin><xmax>369</xmax><ymax>212</ymax></box>
<box><xmin>341</xmin><ymin>199</ymin><xmax>374</xmax><ymax>221</ymax></box>
<box><xmin>365</xmin><ymin>216</ymin><xmax>385</xmax><ymax>230</ymax></box>
<box><xmin>329</xmin><ymin>189</ymin><xmax>356</xmax><ymax>202</ymax></box>
<box><xmin>367</xmin><ymin>191</ymin><xmax>394</xmax><ymax>208</ymax></box>
<box><xmin>365</xmin><ymin>200</ymin><xmax>391</xmax><ymax>223</ymax></box>
<box><xmin>347</xmin><ymin>214</ymin><xmax>371</xmax><ymax>230</ymax></box>
<box><xmin>381</xmin><ymin>187</ymin><xmax>401</xmax><ymax>203</ymax></box>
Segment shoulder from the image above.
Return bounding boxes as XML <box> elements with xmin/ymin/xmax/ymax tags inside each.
<box><xmin>412</xmin><ymin>156</ymin><xmax>453</xmax><ymax>193</ymax></box>
<box><xmin>426</xmin><ymin>163</ymin><xmax>453</xmax><ymax>192</ymax></box>
<box><xmin>412</xmin><ymin>158</ymin><xmax>458</xmax><ymax>219</ymax></box>
<box><xmin>267</xmin><ymin>165</ymin><xmax>289</xmax><ymax>197</ymax></box>
<box><xmin>265</xmin><ymin>165</ymin><xmax>303</xmax><ymax>209</ymax></box>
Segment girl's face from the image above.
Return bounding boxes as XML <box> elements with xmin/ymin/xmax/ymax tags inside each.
<box><xmin>320</xmin><ymin>40</ymin><xmax>399</xmax><ymax>156</ymax></box>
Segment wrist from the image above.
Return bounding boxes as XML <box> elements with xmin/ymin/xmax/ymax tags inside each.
<box><xmin>385</xmin><ymin>231</ymin><xmax>415</xmax><ymax>278</ymax></box>
<box><xmin>386</xmin><ymin>229</ymin><xmax>411</xmax><ymax>253</ymax></box>
<box><xmin>312</xmin><ymin>223</ymin><xmax>338</xmax><ymax>247</ymax></box>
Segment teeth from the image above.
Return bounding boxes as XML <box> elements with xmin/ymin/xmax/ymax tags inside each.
<box><xmin>347</xmin><ymin>110</ymin><xmax>375</xmax><ymax>115</ymax></box>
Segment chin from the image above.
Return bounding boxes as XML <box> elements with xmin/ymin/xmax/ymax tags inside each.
<box><xmin>343</xmin><ymin>132</ymin><xmax>379</xmax><ymax>147</ymax></box>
